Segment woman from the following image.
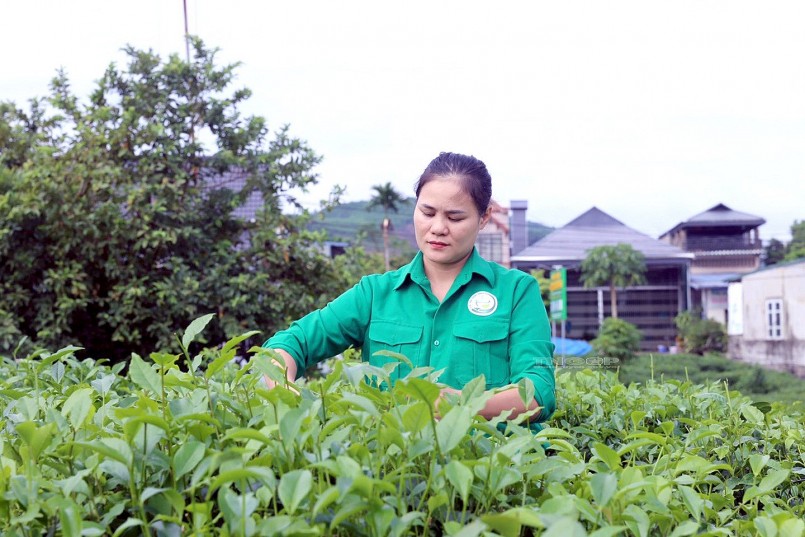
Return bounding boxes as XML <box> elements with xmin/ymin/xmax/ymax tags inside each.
<box><xmin>263</xmin><ymin>152</ymin><xmax>555</xmax><ymax>426</ymax></box>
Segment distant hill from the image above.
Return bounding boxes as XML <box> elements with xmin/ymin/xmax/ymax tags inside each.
<box><xmin>308</xmin><ymin>198</ymin><xmax>553</xmax><ymax>253</ymax></box>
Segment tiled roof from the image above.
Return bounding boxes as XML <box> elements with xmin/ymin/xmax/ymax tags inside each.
<box><xmin>512</xmin><ymin>207</ymin><xmax>692</xmax><ymax>264</ymax></box>
<box><xmin>662</xmin><ymin>203</ymin><xmax>765</xmax><ymax>235</ymax></box>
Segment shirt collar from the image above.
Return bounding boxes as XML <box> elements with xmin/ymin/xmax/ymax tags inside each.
<box><xmin>393</xmin><ymin>248</ymin><xmax>494</xmax><ymax>290</ymax></box>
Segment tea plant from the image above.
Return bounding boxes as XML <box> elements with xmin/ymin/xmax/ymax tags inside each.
<box><xmin>1</xmin><ymin>317</ymin><xmax>803</xmax><ymax>536</ymax></box>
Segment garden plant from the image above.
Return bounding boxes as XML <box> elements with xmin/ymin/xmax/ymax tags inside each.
<box><xmin>1</xmin><ymin>316</ymin><xmax>804</xmax><ymax>536</ymax></box>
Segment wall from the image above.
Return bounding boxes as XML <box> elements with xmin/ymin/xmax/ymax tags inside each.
<box><xmin>728</xmin><ymin>261</ymin><xmax>805</xmax><ymax>377</ymax></box>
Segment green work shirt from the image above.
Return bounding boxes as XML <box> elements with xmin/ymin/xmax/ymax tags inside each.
<box><xmin>264</xmin><ymin>248</ymin><xmax>556</xmax><ymax>421</ymax></box>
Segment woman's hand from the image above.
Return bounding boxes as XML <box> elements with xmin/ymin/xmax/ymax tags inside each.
<box><xmin>263</xmin><ymin>348</ymin><xmax>298</xmax><ymax>390</ymax></box>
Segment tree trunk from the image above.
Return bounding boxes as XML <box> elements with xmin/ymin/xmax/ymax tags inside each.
<box><xmin>610</xmin><ymin>283</ymin><xmax>618</xmax><ymax>319</ymax></box>
<box><xmin>382</xmin><ymin>218</ymin><xmax>390</xmax><ymax>271</ymax></box>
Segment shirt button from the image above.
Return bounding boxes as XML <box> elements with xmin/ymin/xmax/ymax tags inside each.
<box><xmin>433</xmin><ymin>340</ymin><xmax>440</xmax><ymax>346</ymax></box>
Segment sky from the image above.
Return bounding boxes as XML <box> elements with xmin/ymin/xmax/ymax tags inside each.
<box><xmin>2</xmin><ymin>1</ymin><xmax>803</xmax><ymax>242</ymax></box>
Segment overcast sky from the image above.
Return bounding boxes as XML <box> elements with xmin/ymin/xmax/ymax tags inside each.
<box><xmin>3</xmin><ymin>1</ymin><xmax>803</xmax><ymax>241</ymax></box>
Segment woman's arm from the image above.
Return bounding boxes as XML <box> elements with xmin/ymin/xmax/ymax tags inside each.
<box><xmin>479</xmin><ymin>386</ymin><xmax>540</xmax><ymax>420</ymax></box>
<box><xmin>263</xmin><ymin>277</ymin><xmax>374</xmax><ymax>378</ymax></box>
<box><xmin>438</xmin><ymin>385</ymin><xmax>540</xmax><ymax>421</ymax></box>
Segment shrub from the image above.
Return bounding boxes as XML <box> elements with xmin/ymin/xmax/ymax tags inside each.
<box><xmin>592</xmin><ymin>317</ymin><xmax>642</xmax><ymax>361</ymax></box>
<box><xmin>1</xmin><ymin>316</ymin><xmax>804</xmax><ymax>535</ymax></box>
<box><xmin>675</xmin><ymin>310</ymin><xmax>728</xmax><ymax>354</ymax></box>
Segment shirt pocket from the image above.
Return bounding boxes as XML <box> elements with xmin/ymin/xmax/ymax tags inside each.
<box><xmin>453</xmin><ymin>320</ymin><xmax>510</xmax><ymax>388</ymax></box>
<box><xmin>367</xmin><ymin>320</ymin><xmax>423</xmax><ymax>381</ymax></box>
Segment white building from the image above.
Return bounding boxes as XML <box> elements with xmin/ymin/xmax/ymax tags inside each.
<box><xmin>728</xmin><ymin>258</ymin><xmax>805</xmax><ymax>377</ymax></box>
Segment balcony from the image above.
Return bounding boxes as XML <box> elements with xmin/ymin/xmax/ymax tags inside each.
<box><xmin>684</xmin><ymin>236</ymin><xmax>762</xmax><ymax>252</ymax></box>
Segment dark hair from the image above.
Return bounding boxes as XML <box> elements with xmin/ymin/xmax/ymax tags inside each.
<box><xmin>415</xmin><ymin>152</ymin><xmax>492</xmax><ymax>215</ymax></box>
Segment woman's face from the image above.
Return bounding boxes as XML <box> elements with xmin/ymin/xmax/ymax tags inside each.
<box><xmin>414</xmin><ymin>176</ymin><xmax>490</xmax><ymax>271</ymax></box>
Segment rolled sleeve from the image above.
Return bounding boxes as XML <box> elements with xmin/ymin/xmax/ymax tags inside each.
<box><xmin>508</xmin><ymin>277</ymin><xmax>556</xmax><ymax>421</ymax></box>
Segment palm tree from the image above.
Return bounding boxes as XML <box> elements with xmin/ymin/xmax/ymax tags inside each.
<box><xmin>580</xmin><ymin>243</ymin><xmax>647</xmax><ymax>319</ymax></box>
<box><xmin>366</xmin><ymin>182</ymin><xmax>405</xmax><ymax>271</ymax></box>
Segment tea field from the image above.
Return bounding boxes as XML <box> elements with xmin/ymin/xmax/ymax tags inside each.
<box><xmin>1</xmin><ymin>319</ymin><xmax>803</xmax><ymax>536</ymax></box>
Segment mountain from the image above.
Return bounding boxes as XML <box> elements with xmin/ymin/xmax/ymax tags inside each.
<box><xmin>308</xmin><ymin>198</ymin><xmax>553</xmax><ymax>253</ymax></box>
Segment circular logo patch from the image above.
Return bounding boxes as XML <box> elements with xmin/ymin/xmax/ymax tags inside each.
<box><xmin>468</xmin><ymin>292</ymin><xmax>498</xmax><ymax>316</ymax></box>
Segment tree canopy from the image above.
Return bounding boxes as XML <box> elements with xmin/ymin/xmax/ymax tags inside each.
<box><xmin>762</xmin><ymin>220</ymin><xmax>805</xmax><ymax>266</ymax></box>
<box><xmin>784</xmin><ymin>220</ymin><xmax>805</xmax><ymax>262</ymax></box>
<box><xmin>580</xmin><ymin>243</ymin><xmax>647</xmax><ymax>319</ymax></box>
<box><xmin>0</xmin><ymin>39</ymin><xmax>350</xmax><ymax>360</ymax></box>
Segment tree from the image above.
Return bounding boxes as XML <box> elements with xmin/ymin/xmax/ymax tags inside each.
<box><xmin>784</xmin><ymin>220</ymin><xmax>805</xmax><ymax>261</ymax></box>
<box><xmin>764</xmin><ymin>238</ymin><xmax>788</xmax><ymax>266</ymax></box>
<box><xmin>0</xmin><ymin>39</ymin><xmax>350</xmax><ymax>361</ymax></box>
<box><xmin>530</xmin><ymin>269</ymin><xmax>550</xmax><ymax>309</ymax></box>
<box><xmin>580</xmin><ymin>243</ymin><xmax>647</xmax><ymax>319</ymax></box>
<box><xmin>366</xmin><ymin>182</ymin><xmax>405</xmax><ymax>271</ymax></box>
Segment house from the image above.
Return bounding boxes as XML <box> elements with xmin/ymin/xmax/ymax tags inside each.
<box><xmin>660</xmin><ymin>203</ymin><xmax>765</xmax><ymax>325</ymax></box>
<box><xmin>476</xmin><ymin>200</ymin><xmax>512</xmax><ymax>267</ymax></box>
<box><xmin>728</xmin><ymin>258</ymin><xmax>805</xmax><ymax>377</ymax></box>
<box><xmin>511</xmin><ymin>207</ymin><xmax>693</xmax><ymax>350</ymax></box>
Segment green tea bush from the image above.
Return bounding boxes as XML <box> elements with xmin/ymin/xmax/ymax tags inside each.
<box><xmin>1</xmin><ymin>317</ymin><xmax>804</xmax><ymax>536</ymax></box>
<box><xmin>592</xmin><ymin>318</ymin><xmax>642</xmax><ymax>362</ymax></box>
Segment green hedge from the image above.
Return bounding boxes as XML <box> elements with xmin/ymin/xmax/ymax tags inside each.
<box><xmin>1</xmin><ymin>319</ymin><xmax>804</xmax><ymax>536</ymax></box>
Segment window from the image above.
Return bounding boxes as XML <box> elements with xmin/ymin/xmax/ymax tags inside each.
<box><xmin>476</xmin><ymin>234</ymin><xmax>504</xmax><ymax>263</ymax></box>
<box><xmin>765</xmin><ymin>299</ymin><xmax>783</xmax><ymax>339</ymax></box>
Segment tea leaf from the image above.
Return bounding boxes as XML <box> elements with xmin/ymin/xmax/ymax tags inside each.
<box><xmin>542</xmin><ymin>516</ymin><xmax>587</xmax><ymax>537</ymax></box>
<box><xmin>623</xmin><ymin>504</ymin><xmax>651</xmax><ymax>537</ymax></box>
<box><xmin>340</xmin><ymin>392</ymin><xmax>381</xmax><ymax>418</ymax></box>
<box><xmin>278</xmin><ymin>469</ymin><xmax>313</xmax><ymax>515</ymax></box>
<box><xmin>56</xmin><ymin>498</ymin><xmax>83</xmax><ymax>537</ymax></box>
<box><xmin>590</xmin><ymin>472</ymin><xmax>618</xmax><ymax>506</ymax></box>
<box><xmin>461</xmin><ymin>375</ymin><xmax>487</xmax><ymax>402</ymax></box>
<box><xmin>741</xmin><ymin>404</ymin><xmax>764</xmax><ymax>424</ymax></box>
<box><xmin>589</xmin><ymin>527</ymin><xmax>628</xmax><ymax>537</ymax></box>
<box><xmin>61</xmin><ymin>388</ymin><xmax>93</xmax><ymax>429</ymax></box>
<box><xmin>15</xmin><ymin>421</ymin><xmax>55</xmax><ymax>460</ymax></box>
<box><xmin>181</xmin><ymin>313</ymin><xmax>215</xmax><ymax>351</ymax></box>
<box><xmin>91</xmin><ymin>374</ymin><xmax>115</xmax><ymax>396</ymax></box>
<box><xmin>207</xmin><ymin>467</ymin><xmax>276</xmax><ymax>498</ymax></box>
<box><xmin>451</xmin><ymin>519</ymin><xmax>488</xmax><ymax>537</ymax></box>
<box><xmin>677</xmin><ymin>485</ymin><xmax>703</xmax><ymax>521</ymax></box>
<box><xmin>311</xmin><ymin>486</ymin><xmax>340</xmax><ymax>517</ymax></box>
<box><xmin>221</xmin><ymin>330</ymin><xmax>261</xmax><ymax>356</ymax></box>
<box><xmin>204</xmin><ymin>354</ymin><xmax>232</xmax><ymax>381</ymax></box>
<box><xmin>516</xmin><ymin>377</ymin><xmax>535</xmax><ymax>407</ymax></box>
<box><xmin>398</xmin><ymin>378</ymin><xmax>440</xmax><ymax>406</ymax></box>
<box><xmin>374</xmin><ymin>349</ymin><xmax>414</xmax><ymax>369</ymax></box>
<box><xmin>74</xmin><ymin>438</ymin><xmax>133</xmax><ymax>466</ymax></box>
<box><xmin>402</xmin><ymin>402</ymin><xmax>432</xmax><ymax>433</ymax></box>
<box><xmin>668</xmin><ymin>520</ymin><xmax>700</xmax><ymax>537</ymax></box>
<box><xmin>758</xmin><ymin>469</ymin><xmax>790</xmax><ymax>492</ymax></box>
<box><xmin>150</xmin><ymin>352</ymin><xmax>179</xmax><ymax>368</ymax></box>
<box><xmin>749</xmin><ymin>454</ymin><xmax>771</xmax><ymax>477</ymax></box>
<box><xmin>173</xmin><ymin>440</ymin><xmax>206</xmax><ymax>479</ymax></box>
<box><xmin>111</xmin><ymin>518</ymin><xmax>145</xmax><ymax>537</ymax></box>
<box><xmin>591</xmin><ymin>442</ymin><xmax>621</xmax><ymax>471</ymax></box>
<box><xmin>436</xmin><ymin>406</ymin><xmax>472</xmax><ymax>453</ymax></box>
<box><xmin>37</xmin><ymin>346</ymin><xmax>83</xmax><ymax>371</ymax></box>
<box><xmin>445</xmin><ymin>460</ymin><xmax>473</xmax><ymax>504</ymax></box>
<box><xmin>129</xmin><ymin>353</ymin><xmax>161</xmax><ymax>394</ymax></box>
<box><xmin>780</xmin><ymin>518</ymin><xmax>805</xmax><ymax>537</ymax></box>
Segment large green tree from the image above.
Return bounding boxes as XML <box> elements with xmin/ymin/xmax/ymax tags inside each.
<box><xmin>580</xmin><ymin>243</ymin><xmax>647</xmax><ymax>319</ymax></box>
<box><xmin>0</xmin><ymin>39</ymin><xmax>348</xmax><ymax>360</ymax></box>
<box><xmin>784</xmin><ymin>220</ymin><xmax>805</xmax><ymax>261</ymax></box>
<box><xmin>764</xmin><ymin>238</ymin><xmax>788</xmax><ymax>266</ymax></box>
<box><xmin>366</xmin><ymin>182</ymin><xmax>405</xmax><ymax>271</ymax></box>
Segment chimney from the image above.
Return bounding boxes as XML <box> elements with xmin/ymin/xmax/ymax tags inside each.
<box><xmin>510</xmin><ymin>199</ymin><xmax>528</xmax><ymax>256</ymax></box>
